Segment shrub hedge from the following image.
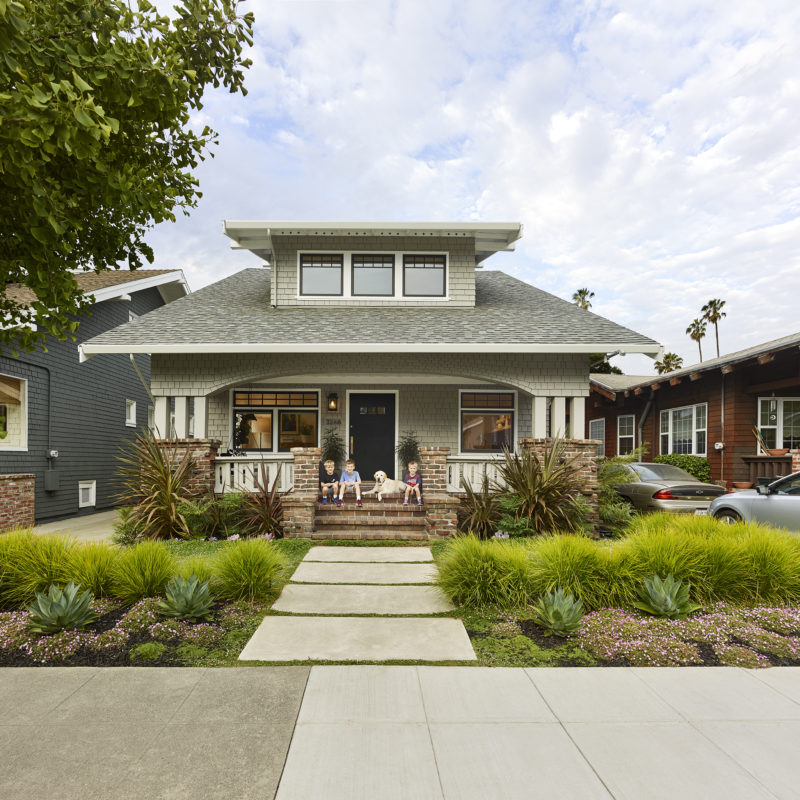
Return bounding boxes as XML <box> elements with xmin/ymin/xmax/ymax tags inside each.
<box><xmin>653</xmin><ymin>454</ymin><xmax>711</xmax><ymax>482</ymax></box>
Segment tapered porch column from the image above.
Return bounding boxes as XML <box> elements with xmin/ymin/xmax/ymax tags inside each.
<box><xmin>154</xmin><ymin>396</ymin><xmax>171</xmax><ymax>439</ymax></box>
<box><xmin>173</xmin><ymin>397</ymin><xmax>189</xmax><ymax>439</ymax></box>
<box><xmin>193</xmin><ymin>396</ymin><xmax>208</xmax><ymax>439</ymax></box>
<box><xmin>533</xmin><ymin>396</ymin><xmax>548</xmax><ymax>438</ymax></box>
<box><xmin>569</xmin><ymin>397</ymin><xmax>585</xmax><ymax>439</ymax></box>
<box><xmin>551</xmin><ymin>397</ymin><xmax>566</xmax><ymax>437</ymax></box>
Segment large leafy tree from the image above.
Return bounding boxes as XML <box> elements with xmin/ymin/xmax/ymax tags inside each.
<box><xmin>0</xmin><ymin>0</ymin><xmax>254</xmax><ymax>351</ymax></box>
<box><xmin>701</xmin><ymin>298</ymin><xmax>726</xmax><ymax>358</ymax></box>
<box><xmin>686</xmin><ymin>318</ymin><xmax>707</xmax><ymax>362</ymax></box>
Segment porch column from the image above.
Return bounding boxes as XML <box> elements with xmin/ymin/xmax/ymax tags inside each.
<box><xmin>154</xmin><ymin>396</ymin><xmax>170</xmax><ymax>439</ymax></box>
<box><xmin>551</xmin><ymin>397</ymin><xmax>566</xmax><ymax>437</ymax></box>
<box><xmin>193</xmin><ymin>396</ymin><xmax>208</xmax><ymax>439</ymax></box>
<box><xmin>282</xmin><ymin>447</ymin><xmax>321</xmax><ymax>538</ymax></box>
<box><xmin>532</xmin><ymin>396</ymin><xmax>548</xmax><ymax>438</ymax></box>
<box><xmin>173</xmin><ymin>396</ymin><xmax>189</xmax><ymax>439</ymax></box>
<box><xmin>419</xmin><ymin>446</ymin><xmax>459</xmax><ymax>539</ymax></box>
<box><xmin>569</xmin><ymin>397</ymin><xmax>585</xmax><ymax>439</ymax></box>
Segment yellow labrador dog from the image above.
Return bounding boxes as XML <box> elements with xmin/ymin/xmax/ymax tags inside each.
<box><xmin>363</xmin><ymin>470</ymin><xmax>408</xmax><ymax>501</ymax></box>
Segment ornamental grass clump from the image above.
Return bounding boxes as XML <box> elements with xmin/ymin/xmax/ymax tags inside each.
<box><xmin>68</xmin><ymin>542</ymin><xmax>119</xmax><ymax>597</ymax></box>
<box><xmin>740</xmin><ymin>527</ymin><xmax>800</xmax><ymax>603</ymax></box>
<box><xmin>27</xmin><ymin>581</ymin><xmax>98</xmax><ymax>634</ymax></box>
<box><xmin>0</xmin><ymin>531</ymin><xmax>74</xmax><ymax>608</ymax></box>
<box><xmin>532</xmin><ymin>588</ymin><xmax>585</xmax><ymax>637</ymax></box>
<box><xmin>111</xmin><ymin>541</ymin><xmax>177</xmax><ymax>603</ymax></box>
<box><xmin>176</xmin><ymin>555</ymin><xmax>215</xmax><ymax>585</ymax></box>
<box><xmin>212</xmin><ymin>540</ymin><xmax>287</xmax><ymax>601</ymax></box>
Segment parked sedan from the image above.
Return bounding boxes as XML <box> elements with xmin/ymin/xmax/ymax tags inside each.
<box><xmin>709</xmin><ymin>471</ymin><xmax>800</xmax><ymax>532</ymax></box>
<box><xmin>612</xmin><ymin>463</ymin><xmax>726</xmax><ymax>514</ymax></box>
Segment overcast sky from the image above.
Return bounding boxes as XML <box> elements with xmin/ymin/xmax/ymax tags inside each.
<box><xmin>147</xmin><ymin>0</ymin><xmax>800</xmax><ymax>374</ymax></box>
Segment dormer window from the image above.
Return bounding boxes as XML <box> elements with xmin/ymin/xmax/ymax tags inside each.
<box><xmin>299</xmin><ymin>253</ymin><xmax>343</xmax><ymax>296</ymax></box>
<box><xmin>352</xmin><ymin>254</ymin><xmax>394</xmax><ymax>296</ymax></box>
<box><xmin>403</xmin><ymin>254</ymin><xmax>446</xmax><ymax>297</ymax></box>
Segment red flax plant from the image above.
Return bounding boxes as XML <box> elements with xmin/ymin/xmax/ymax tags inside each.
<box><xmin>116</xmin><ymin>432</ymin><xmax>199</xmax><ymax>540</ymax></box>
<box><xmin>239</xmin><ymin>462</ymin><xmax>284</xmax><ymax>538</ymax></box>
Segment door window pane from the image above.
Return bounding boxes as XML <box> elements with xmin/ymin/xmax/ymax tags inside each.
<box><xmin>783</xmin><ymin>400</ymin><xmax>800</xmax><ymax>449</ymax></box>
<box><xmin>300</xmin><ymin>254</ymin><xmax>343</xmax><ymax>295</ymax></box>
<box><xmin>461</xmin><ymin>412</ymin><xmax>513</xmax><ymax>452</ymax></box>
<box><xmin>278</xmin><ymin>411</ymin><xmax>318</xmax><ymax>451</ymax></box>
<box><xmin>403</xmin><ymin>255</ymin><xmax>445</xmax><ymax>296</ymax></box>
<box><xmin>352</xmin><ymin>254</ymin><xmax>394</xmax><ymax>296</ymax></box>
<box><xmin>234</xmin><ymin>412</ymin><xmax>273</xmax><ymax>450</ymax></box>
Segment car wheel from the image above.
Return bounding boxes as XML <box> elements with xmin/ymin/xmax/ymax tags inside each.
<box><xmin>714</xmin><ymin>509</ymin><xmax>741</xmax><ymax>525</ymax></box>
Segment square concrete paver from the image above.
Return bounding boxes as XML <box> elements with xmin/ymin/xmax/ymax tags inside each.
<box><xmin>291</xmin><ymin>561</ymin><xmax>437</xmax><ymax>584</ymax></box>
<box><xmin>419</xmin><ymin>667</ymin><xmax>555</xmax><ymax>723</ymax></box>
<box><xmin>750</xmin><ymin>666</ymin><xmax>800</xmax><ymax>707</ymax></box>
<box><xmin>632</xmin><ymin>666</ymin><xmax>800</xmax><ymax>720</ymax></box>
<box><xmin>276</xmin><ymin>722</ymin><xmax>443</xmax><ymax>800</ymax></box>
<box><xmin>0</xmin><ymin>667</ymin><xmax>99</xmax><ymax>724</ymax></box>
<box><xmin>430</xmin><ymin>723</ymin><xmax>611</xmax><ymax>800</ymax></box>
<box><xmin>298</xmin><ymin>666</ymin><xmax>426</xmax><ymax>723</ymax></box>
<box><xmin>527</xmin><ymin>667</ymin><xmax>681</xmax><ymax>722</ymax></box>
<box><xmin>272</xmin><ymin>583</ymin><xmax>454</xmax><ymax>614</ymax></box>
<box><xmin>566</xmin><ymin>721</ymin><xmax>774</xmax><ymax>799</ymax></box>
<box><xmin>239</xmin><ymin>617</ymin><xmax>476</xmax><ymax>662</ymax></box>
<box><xmin>304</xmin><ymin>546</ymin><xmax>433</xmax><ymax>562</ymax></box>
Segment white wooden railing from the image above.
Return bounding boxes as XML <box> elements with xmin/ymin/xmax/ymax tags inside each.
<box><xmin>446</xmin><ymin>456</ymin><xmax>506</xmax><ymax>493</ymax></box>
<box><xmin>214</xmin><ymin>456</ymin><xmax>295</xmax><ymax>494</ymax></box>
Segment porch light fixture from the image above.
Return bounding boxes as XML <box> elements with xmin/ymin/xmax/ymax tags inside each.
<box><xmin>327</xmin><ymin>393</ymin><xmax>339</xmax><ymax>412</ymax></box>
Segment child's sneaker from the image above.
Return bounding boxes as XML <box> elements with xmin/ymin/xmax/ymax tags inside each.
<box><xmin>336</xmin><ymin>498</ymin><xmax>342</xmax><ymax>506</ymax></box>
<box><xmin>322</xmin><ymin>497</ymin><xmax>328</xmax><ymax>505</ymax></box>
<box><xmin>356</xmin><ymin>499</ymin><xmax>363</xmax><ymax>507</ymax></box>
<box><xmin>403</xmin><ymin>498</ymin><xmax>409</xmax><ymax>505</ymax></box>
<box><xmin>417</xmin><ymin>497</ymin><xmax>423</xmax><ymax>505</ymax></box>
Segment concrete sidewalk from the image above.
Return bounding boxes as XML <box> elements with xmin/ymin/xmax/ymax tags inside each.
<box><xmin>2</xmin><ymin>666</ymin><xmax>800</xmax><ymax>799</ymax></box>
<box><xmin>33</xmin><ymin>510</ymin><xmax>119</xmax><ymax>543</ymax></box>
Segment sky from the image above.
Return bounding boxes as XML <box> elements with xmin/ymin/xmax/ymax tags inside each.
<box><xmin>146</xmin><ymin>0</ymin><xmax>800</xmax><ymax>374</ymax></box>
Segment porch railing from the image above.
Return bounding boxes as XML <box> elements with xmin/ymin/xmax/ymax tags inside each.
<box><xmin>741</xmin><ymin>455</ymin><xmax>792</xmax><ymax>486</ymax></box>
<box><xmin>446</xmin><ymin>456</ymin><xmax>505</xmax><ymax>493</ymax></box>
<box><xmin>214</xmin><ymin>456</ymin><xmax>295</xmax><ymax>494</ymax></box>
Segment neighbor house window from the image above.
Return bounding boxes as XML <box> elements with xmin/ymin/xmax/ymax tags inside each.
<box><xmin>460</xmin><ymin>392</ymin><xmax>514</xmax><ymax>453</ymax></box>
<box><xmin>617</xmin><ymin>415</ymin><xmax>635</xmax><ymax>455</ymax></box>
<box><xmin>660</xmin><ymin>403</ymin><xmax>707</xmax><ymax>456</ymax></box>
<box><xmin>352</xmin><ymin>254</ymin><xmax>394</xmax><ymax>296</ymax></box>
<box><xmin>403</xmin><ymin>254</ymin><xmax>446</xmax><ymax>297</ymax></box>
<box><xmin>299</xmin><ymin>253</ymin><xmax>343</xmax><ymax>295</ymax></box>
<box><xmin>125</xmin><ymin>399</ymin><xmax>137</xmax><ymax>427</ymax></box>
<box><xmin>233</xmin><ymin>391</ymin><xmax>319</xmax><ymax>452</ymax></box>
<box><xmin>78</xmin><ymin>480</ymin><xmax>96</xmax><ymax>508</ymax></box>
<box><xmin>148</xmin><ymin>405</ymin><xmax>155</xmax><ymax>432</ymax></box>
<box><xmin>0</xmin><ymin>374</ymin><xmax>27</xmax><ymax>450</ymax></box>
<box><xmin>758</xmin><ymin>397</ymin><xmax>800</xmax><ymax>451</ymax></box>
<box><xmin>589</xmin><ymin>418</ymin><xmax>605</xmax><ymax>456</ymax></box>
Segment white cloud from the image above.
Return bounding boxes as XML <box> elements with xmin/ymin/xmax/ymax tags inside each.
<box><xmin>146</xmin><ymin>0</ymin><xmax>800</xmax><ymax>372</ymax></box>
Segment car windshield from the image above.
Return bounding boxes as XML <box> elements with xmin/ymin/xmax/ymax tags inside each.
<box><xmin>630</xmin><ymin>464</ymin><xmax>696</xmax><ymax>482</ymax></box>
<box><xmin>774</xmin><ymin>475</ymin><xmax>800</xmax><ymax>495</ymax></box>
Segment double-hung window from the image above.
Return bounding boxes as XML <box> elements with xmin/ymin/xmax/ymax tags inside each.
<box><xmin>299</xmin><ymin>254</ymin><xmax>343</xmax><ymax>296</ymax></box>
<box><xmin>125</xmin><ymin>399</ymin><xmax>137</xmax><ymax>427</ymax></box>
<box><xmin>460</xmin><ymin>392</ymin><xmax>515</xmax><ymax>453</ymax></box>
<box><xmin>588</xmin><ymin>418</ymin><xmax>605</xmax><ymax>456</ymax></box>
<box><xmin>660</xmin><ymin>404</ymin><xmax>707</xmax><ymax>456</ymax></box>
<box><xmin>758</xmin><ymin>397</ymin><xmax>800</xmax><ymax>451</ymax></box>
<box><xmin>232</xmin><ymin>391</ymin><xmax>319</xmax><ymax>452</ymax></box>
<box><xmin>617</xmin><ymin>415</ymin><xmax>635</xmax><ymax>455</ymax></box>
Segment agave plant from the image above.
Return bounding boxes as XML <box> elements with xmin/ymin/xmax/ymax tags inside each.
<box><xmin>532</xmin><ymin>588</ymin><xmax>585</xmax><ymax>637</ymax></box>
<box><xmin>27</xmin><ymin>581</ymin><xmax>98</xmax><ymax>634</ymax></box>
<box><xmin>157</xmin><ymin>574</ymin><xmax>214</xmax><ymax>622</ymax></box>
<box><xmin>632</xmin><ymin>573</ymin><xmax>702</xmax><ymax>619</ymax></box>
<box><xmin>239</xmin><ymin>462</ymin><xmax>283</xmax><ymax>538</ymax></box>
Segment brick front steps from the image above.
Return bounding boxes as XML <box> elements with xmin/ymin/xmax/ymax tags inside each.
<box><xmin>312</xmin><ymin>496</ymin><xmax>428</xmax><ymax>540</ymax></box>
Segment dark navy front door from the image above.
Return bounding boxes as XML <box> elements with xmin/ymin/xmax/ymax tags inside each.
<box><xmin>348</xmin><ymin>393</ymin><xmax>396</xmax><ymax>479</ymax></box>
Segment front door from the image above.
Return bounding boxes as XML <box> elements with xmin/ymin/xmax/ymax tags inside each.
<box><xmin>348</xmin><ymin>393</ymin><xmax>396</xmax><ymax>480</ymax></box>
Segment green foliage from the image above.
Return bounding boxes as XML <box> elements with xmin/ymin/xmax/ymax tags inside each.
<box><xmin>654</xmin><ymin>352</ymin><xmax>684</xmax><ymax>374</ymax></box>
<box><xmin>532</xmin><ymin>588</ymin><xmax>585</xmax><ymax>637</ymax></box>
<box><xmin>116</xmin><ymin>432</ymin><xmax>199</xmax><ymax>540</ymax></box>
<box><xmin>27</xmin><ymin>581</ymin><xmax>98</xmax><ymax>634</ymax></box>
<box><xmin>112</xmin><ymin>506</ymin><xmax>144</xmax><ymax>546</ymax></box>
<box><xmin>239</xmin><ymin>464</ymin><xmax>283</xmax><ymax>538</ymax></box>
<box><xmin>0</xmin><ymin>531</ymin><xmax>73</xmax><ymax>608</ymax></box>
<box><xmin>158</xmin><ymin>574</ymin><xmax>214</xmax><ymax>622</ymax></box>
<box><xmin>598</xmin><ymin>499</ymin><xmax>634</xmax><ymax>536</ymax></box>
<box><xmin>457</xmin><ymin>474</ymin><xmax>502</xmax><ymax>539</ymax></box>
<box><xmin>67</xmin><ymin>542</ymin><xmax>119</xmax><ymax>597</ymax></box>
<box><xmin>395</xmin><ymin>431</ymin><xmax>421</xmax><ymax>471</ymax></box>
<box><xmin>0</xmin><ymin>0</ymin><xmax>254</xmax><ymax>352</ymax></box>
<box><xmin>632</xmin><ymin>574</ymin><xmax>702</xmax><ymax>619</ymax></box>
<box><xmin>212</xmin><ymin>540</ymin><xmax>287</xmax><ymax>601</ymax></box>
<box><xmin>130</xmin><ymin>642</ymin><xmax>167</xmax><ymax>663</ymax></box>
<box><xmin>177</xmin><ymin>492</ymin><xmax>248</xmax><ymax>538</ymax></box>
<box><xmin>176</xmin><ymin>556</ymin><xmax>215</xmax><ymax>585</ymax></box>
<box><xmin>111</xmin><ymin>541</ymin><xmax>177</xmax><ymax>603</ymax></box>
<box><xmin>653</xmin><ymin>454</ymin><xmax>711</xmax><ymax>482</ymax></box>
<box><xmin>320</xmin><ymin>428</ymin><xmax>346</xmax><ymax>467</ymax></box>
<box><xmin>176</xmin><ymin>643</ymin><xmax>208</xmax><ymax>664</ymax></box>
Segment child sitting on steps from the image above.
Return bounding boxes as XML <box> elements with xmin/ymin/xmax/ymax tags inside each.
<box><xmin>337</xmin><ymin>458</ymin><xmax>362</xmax><ymax>507</ymax></box>
<box><xmin>403</xmin><ymin>460</ymin><xmax>423</xmax><ymax>506</ymax></box>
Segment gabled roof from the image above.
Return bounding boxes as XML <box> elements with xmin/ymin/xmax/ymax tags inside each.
<box><xmin>591</xmin><ymin>330</ymin><xmax>800</xmax><ymax>396</ymax></box>
<box><xmin>81</xmin><ymin>268</ymin><xmax>661</xmax><ymax>356</ymax></box>
<box><xmin>4</xmin><ymin>270</ymin><xmax>189</xmax><ymax>307</ymax></box>
<box><xmin>222</xmin><ymin>220</ymin><xmax>524</xmax><ymax>265</ymax></box>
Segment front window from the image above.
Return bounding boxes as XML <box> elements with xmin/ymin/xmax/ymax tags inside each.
<box><xmin>352</xmin><ymin>254</ymin><xmax>394</xmax><ymax>296</ymax></box>
<box><xmin>0</xmin><ymin>374</ymin><xmax>27</xmax><ymax>450</ymax></box>
<box><xmin>589</xmin><ymin>418</ymin><xmax>605</xmax><ymax>456</ymax></box>
<box><xmin>403</xmin><ymin>254</ymin><xmax>446</xmax><ymax>297</ymax></box>
<box><xmin>617</xmin><ymin>415</ymin><xmax>635</xmax><ymax>455</ymax></box>
<box><xmin>299</xmin><ymin>253</ymin><xmax>343</xmax><ymax>296</ymax></box>
<box><xmin>232</xmin><ymin>391</ymin><xmax>318</xmax><ymax>452</ymax></box>
<box><xmin>659</xmin><ymin>404</ymin><xmax>707</xmax><ymax>456</ymax></box>
<box><xmin>759</xmin><ymin>397</ymin><xmax>800</xmax><ymax>451</ymax></box>
<box><xmin>125</xmin><ymin>399</ymin><xmax>137</xmax><ymax>427</ymax></box>
<box><xmin>460</xmin><ymin>392</ymin><xmax>514</xmax><ymax>453</ymax></box>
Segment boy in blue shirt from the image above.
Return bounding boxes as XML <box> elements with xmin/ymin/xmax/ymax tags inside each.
<box><xmin>337</xmin><ymin>458</ymin><xmax>362</xmax><ymax>507</ymax></box>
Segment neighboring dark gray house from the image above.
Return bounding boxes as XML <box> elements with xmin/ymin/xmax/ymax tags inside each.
<box><xmin>0</xmin><ymin>270</ymin><xmax>189</xmax><ymax>525</ymax></box>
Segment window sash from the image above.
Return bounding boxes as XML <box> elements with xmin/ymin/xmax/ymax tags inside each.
<box><xmin>299</xmin><ymin>253</ymin><xmax>343</xmax><ymax>296</ymax></box>
<box><xmin>402</xmin><ymin>254</ymin><xmax>446</xmax><ymax>297</ymax></box>
<box><xmin>660</xmin><ymin>404</ymin><xmax>707</xmax><ymax>456</ymax></box>
<box><xmin>460</xmin><ymin>411</ymin><xmax>514</xmax><ymax>453</ymax></box>
<box><xmin>351</xmin><ymin>254</ymin><xmax>395</xmax><ymax>296</ymax></box>
<box><xmin>278</xmin><ymin>410</ymin><xmax>318</xmax><ymax>452</ymax></box>
<box><xmin>589</xmin><ymin>418</ymin><xmax>605</xmax><ymax>456</ymax></box>
<box><xmin>617</xmin><ymin>414</ymin><xmax>635</xmax><ymax>455</ymax></box>
<box><xmin>758</xmin><ymin>397</ymin><xmax>800</xmax><ymax>450</ymax></box>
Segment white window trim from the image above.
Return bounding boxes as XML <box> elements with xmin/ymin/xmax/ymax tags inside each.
<box><xmin>457</xmin><ymin>389</ymin><xmax>517</xmax><ymax>457</ymax></box>
<box><xmin>78</xmin><ymin>480</ymin><xmax>96</xmax><ymax>508</ymax></box>
<box><xmin>296</xmin><ymin>250</ymin><xmax>450</xmax><ymax>301</ymax></box>
<box><xmin>0</xmin><ymin>373</ymin><xmax>28</xmax><ymax>452</ymax></box>
<box><xmin>125</xmin><ymin>399</ymin><xmax>137</xmax><ymax>427</ymax></box>
<box><xmin>589</xmin><ymin>418</ymin><xmax>605</xmax><ymax>457</ymax></box>
<box><xmin>758</xmin><ymin>396</ymin><xmax>800</xmax><ymax>451</ymax></box>
<box><xmin>659</xmin><ymin>402</ymin><xmax>708</xmax><ymax>456</ymax></box>
<box><xmin>229</xmin><ymin>387</ymin><xmax>321</xmax><ymax>454</ymax></box>
<box><xmin>617</xmin><ymin>414</ymin><xmax>635</xmax><ymax>455</ymax></box>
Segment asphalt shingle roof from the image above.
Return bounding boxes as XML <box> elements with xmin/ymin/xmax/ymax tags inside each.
<box><xmin>83</xmin><ymin>268</ymin><xmax>660</xmax><ymax>350</ymax></box>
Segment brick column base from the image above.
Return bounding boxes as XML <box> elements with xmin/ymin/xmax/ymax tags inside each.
<box><xmin>419</xmin><ymin>446</ymin><xmax>449</xmax><ymax>494</ymax></box>
<box><xmin>282</xmin><ymin>494</ymin><xmax>315</xmax><ymax>538</ymax></box>
<box><xmin>792</xmin><ymin>450</ymin><xmax>800</xmax><ymax>475</ymax></box>
<box><xmin>0</xmin><ymin>474</ymin><xmax>35</xmax><ymax>530</ymax></box>
<box><xmin>424</xmin><ymin>495</ymin><xmax>459</xmax><ymax>539</ymax></box>
<box><xmin>157</xmin><ymin>439</ymin><xmax>221</xmax><ymax>495</ymax></box>
<box><xmin>518</xmin><ymin>438</ymin><xmax>601</xmax><ymax>535</ymax></box>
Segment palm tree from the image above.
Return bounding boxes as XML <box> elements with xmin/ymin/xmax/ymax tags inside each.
<box><xmin>572</xmin><ymin>288</ymin><xmax>594</xmax><ymax>310</ymax></box>
<box><xmin>701</xmin><ymin>298</ymin><xmax>726</xmax><ymax>358</ymax></box>
<box><xmin>686</xmin><ymin>318</ymin><xmax>707</xmax><ymax>362</ymax></box>
<box><xmin>654</xmin><ymin>352</ymin><xmax>684</xmax><ymax>374</ymax></box>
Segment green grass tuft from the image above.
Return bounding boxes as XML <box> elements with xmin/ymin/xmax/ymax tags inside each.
<box><xmin>68</xmin><ymin>542</ymin><xmax>120</xmax><ymax>597</ymax></box>
<box><xmin>111</xmin><ymin>541</ymin><xmax>177</xmax><ymax>602</ymax></box>
<box><xmin>0</xmin><ymin>531</ymin><xmax>74</xmax><ymax>608</ymax></box>
<box><xmin>212</xmin><ymin>540</ymin><xmax>289</xmax><ymax>601</ymax></box>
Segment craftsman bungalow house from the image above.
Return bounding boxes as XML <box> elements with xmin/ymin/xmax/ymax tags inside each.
<box><xmin>81</xmin><ymin>221</ymin><xmax>661</xmax><ymax>536</ymax></box>
<box><xmin>588</xmin><ymin>331</ymin><xmax>800</xmax><ymax>488</ymax></box>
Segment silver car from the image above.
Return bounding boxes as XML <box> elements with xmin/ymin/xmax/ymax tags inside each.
<box><xmin>709</xmin><ymin>471</ymin><xmax>800</xmax><ymax>532</ymax></box>
<box><xmin>613</xmin><ymin>463</ymin><xmax>726</xmax><ymax>514</ymax></box>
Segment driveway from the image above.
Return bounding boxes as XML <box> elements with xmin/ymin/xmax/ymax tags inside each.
<box><xmin>33</xmin><ymin>510</ymin><xmax>119</xmax><ymax>543</ymax></box>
